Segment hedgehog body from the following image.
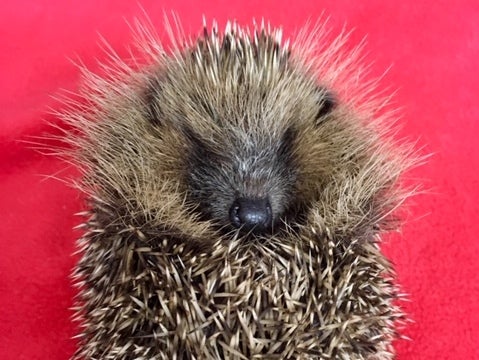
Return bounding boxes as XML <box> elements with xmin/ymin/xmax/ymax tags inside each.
<box><xmin>65</xmin><ymin>20</ymin><xmax>412</xmax><ymax>359</ymax></box>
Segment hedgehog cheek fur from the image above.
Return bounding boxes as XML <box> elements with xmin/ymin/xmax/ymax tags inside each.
<box><xmin>66</xmin><ymin>19</ymin><xmax>414</xmax><ymax>360</ymax></box>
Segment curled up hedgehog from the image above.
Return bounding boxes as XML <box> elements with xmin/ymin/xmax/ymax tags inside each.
<box><xmin>61</xmin><ymin>18</ymin><xmax>416</xmax><ymax>359</ymax></box>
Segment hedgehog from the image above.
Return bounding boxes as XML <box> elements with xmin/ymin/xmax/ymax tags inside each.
<box><xmin>60</xmin><ymin>18</ymin><xmax>415</xmax><ymax>360</ymax></box>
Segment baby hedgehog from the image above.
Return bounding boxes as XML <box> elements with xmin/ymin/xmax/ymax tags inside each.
<box><xmin>64</xmin><ymin>19</ymin><xmax>413</xmax><ymax>360</ymax></box>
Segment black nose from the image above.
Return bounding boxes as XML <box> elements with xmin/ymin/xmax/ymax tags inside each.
<box><xmin>229</xmin><ymin>197</ymin><xmax>272</xmax><ymax>233</ymax></box>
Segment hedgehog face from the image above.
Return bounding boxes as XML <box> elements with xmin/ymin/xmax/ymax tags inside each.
<box><xmin>138</xmin><ymin>28</ymin><xmax>344</xmax><ymax>234</ymax></box>
<box><xmin>147</xmin><ymin>71</ymin><xmax>337</xmax><ymax>236</ymax></box>
<box><xmin>77</xmin><ymin>25</ymin><xmax>406</xmax><ymax>248</ymax></box>
<box><xmin>138</xmin><ymin>30</ymin><xmax>348</xmax><ymax>237</ymax></box>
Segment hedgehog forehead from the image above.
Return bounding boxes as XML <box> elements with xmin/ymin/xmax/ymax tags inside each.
<box><xmin>185</xmin><ymin>120</ymin><xmax>289</xmax><ymax>161</ymax></box>
<box><xmin>161</xmin><ymin>63</ymin><xmax>315</xmax><ymax>138</ymax></box>
<box><xmin>155</xmin><ymin>30</ymin><xmax>320</xmax><ymax>138</ymax></box>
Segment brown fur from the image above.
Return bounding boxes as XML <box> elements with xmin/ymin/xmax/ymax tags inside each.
<box><xmin>60</xmin><ymin>19</ymin><xmax>416</xmax><ymax>359</ymax></box>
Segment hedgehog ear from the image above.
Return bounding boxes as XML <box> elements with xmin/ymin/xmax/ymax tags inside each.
<box><xmin>144</xmin><ymin>79</ymin><xmax>163</xmax><ymax>126</ymax></box>
<box><xmin>315</xmin><ymin>87</ymin><xmax>336</xmax><ymax>124</ymax></box>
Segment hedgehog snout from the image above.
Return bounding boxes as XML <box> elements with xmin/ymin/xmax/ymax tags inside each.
<box><xmin>229</xmin><ymin>197</ymin><xmax>272</xmax><ymax>234</ymax></box>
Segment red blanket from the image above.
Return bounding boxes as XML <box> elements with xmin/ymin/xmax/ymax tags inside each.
<box><xmin>1</xmin><ymin>1</ymin><xmax>478</xmax><ymax>359</ymax></box>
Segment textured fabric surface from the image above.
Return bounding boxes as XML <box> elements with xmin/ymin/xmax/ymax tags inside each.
<box><xmin>1</xmin><ymin>1</ymin><xmax>478</xmax><ymax>359</ymax></box>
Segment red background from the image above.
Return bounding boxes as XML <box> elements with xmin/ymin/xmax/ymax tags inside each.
<box><xmin>1</xmin><ymin>1</ymin><xmax>478</xmax><ymax>359</ymax></box>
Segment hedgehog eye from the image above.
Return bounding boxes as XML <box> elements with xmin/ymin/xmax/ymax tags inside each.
<box><xmin>144</xmin><ymin>79</ymin><xmax>163</xmax><ymax>126</ymax></box>
<box><xmin>315</xmin><ymin>87</ymin><xmax>336</xmax><ymax>123</ymax></box>
<box><xmin>278</xmin><ymin>127</ymin><xmax>296</xmax><ymax>158</ymax></box>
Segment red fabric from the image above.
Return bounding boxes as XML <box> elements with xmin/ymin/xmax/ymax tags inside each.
<box><xmin>1</xmin><ymin>1</ymin><xmax>478</xmax><ymax>359</ymax></box>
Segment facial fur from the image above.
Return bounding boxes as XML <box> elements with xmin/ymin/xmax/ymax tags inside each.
<box><xmin>95</xmin><ymin>26</ymin><xmax>401</xmax><ymax>245</ymax></box>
